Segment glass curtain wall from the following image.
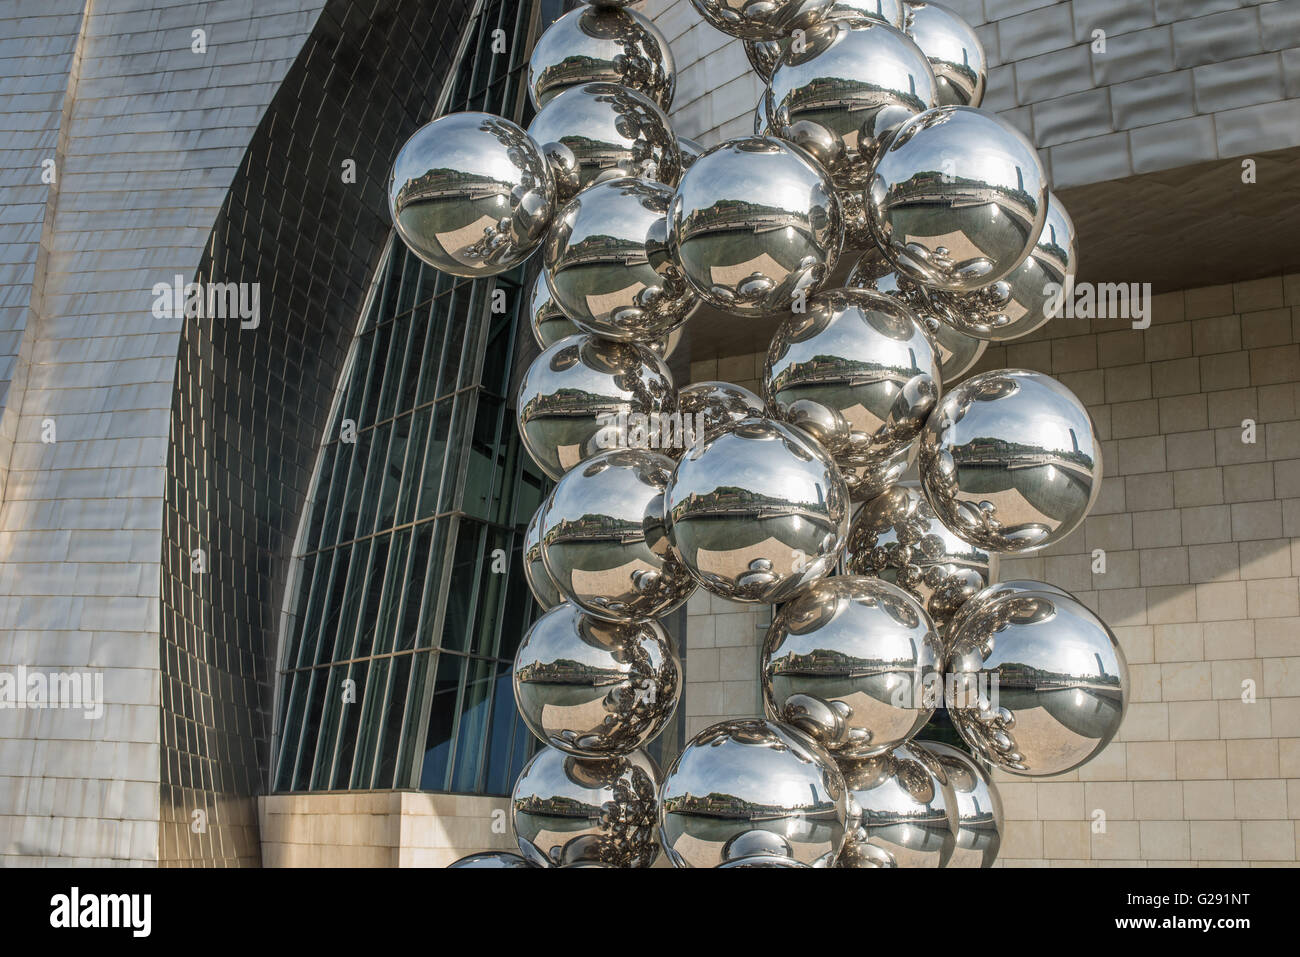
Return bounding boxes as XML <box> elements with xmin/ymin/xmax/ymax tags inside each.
<box><xmin>272</xmin><ymin>0</ymin><xmax>567</xmax><ymax>796</ymax></box>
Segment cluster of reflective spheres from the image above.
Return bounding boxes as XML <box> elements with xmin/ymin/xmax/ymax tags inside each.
<box><xmin>393</xmin><ymin>0</ymin><xmax>1127</xmax><ymax>870</ymax></box>
<box><xmin>461</xmin><ymin>570</ymin><xmax>1129</xmax><ymax>868</ymax></box>
<box><xmin>388</xmin><ymin>0</ymin><xmax>1076</xmax><ymax>341</ymax></box>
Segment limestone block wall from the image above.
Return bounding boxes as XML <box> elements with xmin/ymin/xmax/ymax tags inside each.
<box><xmin>259</xmin><ymin>792</ymin><xmax>514</xmax><ymax>867</ymax></box>
<box><xmin>971</xmin><ymin>274</ymin><xmax>1300</xmax><ymax>866</ymax></box>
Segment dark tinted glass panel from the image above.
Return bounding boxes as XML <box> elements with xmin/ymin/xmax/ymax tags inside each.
<box><xmin>450</xmin><ymin>657</ymin><xmax>495</xmax><ymax>792</ymax></box>
<box><xmin>273</xmin><ymin>0</ymin><xmax>550</xmax><ymax>797</ymax></box>
<box><xmin>419</xmin><ymin>652</ymin><xmax>464</xmax><ymax>791</ymax></box>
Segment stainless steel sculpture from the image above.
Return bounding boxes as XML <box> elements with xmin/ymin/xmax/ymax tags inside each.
<box><xmin>512</xmin><ymin>746</ymin><xmax>662</xmax><ymax>867</ymax></box>
<box><xmin>918</xmin><ymin>740</ymin><xmax>1003</xmax><ymax>867</ymax></box>
<box><xmin>517</xmin><ymin>334</ymin><xmax>676</xmax><ymax>480</ymax></box>
<box><xmin>751</xmin><ymin>94</ymin><xmax>771</xmax><ymax>136</ymax></box>
<box><xmin>716</xmin><ymin>855</ymin><xmax>812</xmax><ymax>868</ymax></box>
<box><xmin>837</xmin><ymin>0</ymin><xmax>905</xmax><ymax>26</ymax></box>
<box><xmin>528</xmin><ymin>82</ymin><xmax>681</xmax><ymax>202</ymax></box>
<box><xmin>678</xmin><ymin>136</ymin><xmax>705</xmax><ymax>170</ymax></box>
<box><xmin>847</xmin><ymin>244</ymin><xmax>987</xmax><ymax>382</ymax></box>
<box><xmin>524</xmin><ymin>498</ymin><xmax>565</xmax><ymax>610</ymax></box>
<box><xmin>545</xmin><ymin>177</ymin><xmax>699</xmax><ymax>343</ymax></box>
<box><xmin>430</xmin><ymin>0</ymin><xmax>1125</xmax><ymax>870</ymax></box>
<box><xmin>664</xmin><ymin>417</ymin><xmax>850</xmax><ymax>602</ymax></box>
<box><xmin>761</xmin><ymin>576</ymin><xmax>943</xmax><ymax>757</ymax></box>
<box><xmin>869</xmin><ymin>106</ymin><xmax>1048</xmax><ymax>292</ymax></box>
<box><xmin>744</xmin><ymin>0</ymin><xmax>906</xmax><ymax>83</ymax></box>
<box><xmin>532</xmin><ymin>272</ymin><xmax>684</xmax><ymax>357</ymax></box>
<box><xmin>689</xmin><ymin>0</ymin><xmax>835</xmax><ymax>41</ymax></box>
<box><xmin>764</xmin><ymin>287</ymin><xmax>940</xmax><ymax>473</ymax></box>
<box><xmin>945</xmin><ymin>579</ymin><xmax>1074</xmax><ymax>650</ymax></box>
<box><xmin>921</xmin><ymin>192</ymin><xmax>1078</xmax><ymax>341</ymax></box>
<box><xmin>447</xmin><ymin>851</ymin><xmax>537</xmax><ymax>868</ymax></box>
<box><xmin>918</xmin><ymin>368</ymin><xmax>1102</xmax><ymax>552</ymax></box>
<box><xmin>945</xmin><ymin>585</ymin><xmax>1129</xmax><ymax>776</ymax></box>
<box><xmin>540</xmin><ymin>449</ymin><xmax>696</xmax><ymax>620</ymax></box>
<box><xmin>669</xmin><ymin>136</ymin><xmax>843</xmax><ymax>316</ymax></box>
<box><xmin>388</xmin><ymin>112</ymin><xmax>556</xmax><ymax>277</ymax></box>
<box><xmin>904</xmin><ymin>1</ymin><xmax>987</xmax><ymax>107</ymax></box>
<box><xmin>837</xmin><ymin>742</ymin><xmax>959</xmax><ymax>867</ymax></box>
<box><xmin>659</xmin><ymin>718</ymin><xmax>849</xmax><ymax>867</ymax></box>
<box><xmin>513</xmin><ymin>602</ymin><xmax>680</xmax><ymax>756</ymax></box>
<box><xmin>768</xmin><ymin>18</ymin><xmax>936</xmax><ymax>187</ymax></box>
<box><xmin>837</xmin><ymin>445</ymin><xmax>916</xmax><ymax>503</ymax></box>
<box><xmin>844</xmin><ymin>481</ymin><xmax>997</xmax><ymax>634</ymax></box>
<box><xmin>675</xmin><ymin>380</ymin><xmax>767</xmax><ymax>454</ymax></box>
<box><xmin>529</xmin><ymin>269</ymin><xmax>577</xmax><ymax>349</ymax></box>
<box><xmin>529</xmin><ymin>4</ymin><xmax>676</xmax><ymax>110</ymax></box>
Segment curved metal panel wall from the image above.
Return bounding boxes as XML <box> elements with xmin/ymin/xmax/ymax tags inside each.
<box><xmin>160</xmin><ymin>0</ymin><xmax>476</xmax><ymax>866</ymax></box>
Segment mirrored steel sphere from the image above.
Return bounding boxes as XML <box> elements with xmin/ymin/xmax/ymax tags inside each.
<box><xmin>745</xmin><ymin>39</ymin><xmax>783</xmax><ymax>84</ymax></box>
<box><xmin>921</xmin><ymin>314</ymin><xmax>987</xmax><ymax>382</ymax></box>
<box><xmin>919</xmin><ymin>369</ymin><xmax>1102</xmax><ymax>553</ymax></box>
<box><xmin>762</xmin><ymin>576</ymin><xmax>943</xmax><ymax>758</ymax></box>
<box><xmin>837</xmin><ymin>742</ymin><xmax>958</xmax><ymax>867</ymax></box>
<box><xmin>869</xmin><ymin>106</ymin><xmax>1048</xmax><ymax>293</ymax></box>
<box><xmin>917</xmin><ymin>740</ymin><xmax>1003</xmax><ymax>867</ymax></box>
<box><xmin>764</xmin><ymin>288</ymin><xmax>939</xmax><ymax>469</ymax></box>
<box><xmin>689</xmin><ymin>0</ymin><xmax>835</xmax><ymax>41</ymax></box>
<box><xmin>768</xmin><ymin>18</ymin><xmax>936</xmax><ymax>188</ymax></box>
<box><xmin>669</xmin><ymin>136</ymin><xmax>842</xmax><ymax>317</ymax></box>
<box><xmin>532</xmin><ymin>273</ymin><xmax>684</xmax><ymax>358</ymax></box>
<box><xmin>540</xmin><ymin>449</ymin><xmax>696</xmax><ymax>620</ymax></box>
<box><xmin>848</xmin><ymin>246</ymin><xmax>986</xmax><ymax>382</ymax></box>
<box><xmin>751</xmin><ymin>94</ymin><xmax>771</xmax><ymax>136</ymax></box>
<box><xmin>513</xmin><ymin>602</ymin><xmax>680</xmax><ymax>756</ymax></box>
<box><xmin>836</xmin><ymin>186</ymin><xmax>879</xmax><ymax>253</ymax></box>
<box><xmin>904</xmin><ymin>1</ymin><xmax>986</xmax><ymax>107</ymax></box>
<box><xmin>529</xmin><ymin>5</ymin><xmax>675</xmax><ymax>110</ymax></box>
<box><xmin>528</xmin><ymin>82</ymin><xmax>681</xmax><ymax>204</ymax></box>
<box><xmin>745</xmin><ymin>0</ymin><xmax>906</xmax><ymax>82</ymax></box>
<box><xmin>517</xmin><ymin>334</ymin><xmax>676</xmax><ymax>480</ymax></box>
<box><xmin>678</xmin><ymin>136</ymin><xmax>705</xmax><ymax>171</ymax></box>
<box><xmin>838</xmin><ymin>444</ymin><xmax>916</xmax><ymax>503</ymax></box>
<box><xmin>546</xmin><ymin>177</ymin><xmax>699</xmax><ymax>343</ymax></box>
<box><xmin>513</xmin><ymin>746</ymin><xmax>661</xmax><ymax>867</ymax></box>
<box><xmin>944</xmin><ymin>579</ymin><xmax>1073</xmax><ymax>650</ymax></box>
<box><xmin>659</xmin><ymin>718</ymin><xmax>849</xmax><ymax>868</ymax></box>
<box><xmin>664</xmin><ymin>417</ymin><xmax>850</xmax><ymax>603</ymax></box>
<box><xmin>524</xmin><ymin>498</ymin><xmax>565</xmax><ymax>610</ymax></box>
<box><xmin>674</xmin><ymin>381</ymin><xmax>767</xmax><ymax>456</ymax></box>
<box><xmin>945</xmin><ymin>586</ymin><xmax>1129</xmax><ymax>776</ymax></box>
<box><xmin>716</xmin><ymin>855</ymin><xmax>812</xmax><ymax>868</ymax></box>
<box><xmin>921</xmin><ymin>192</ymin><xmax>1078</xmax><ymax>341</ymax></box>
<box><xmin>646</xmin><ymin>325</ymin><xmax>685</xmax><ymax>361</ymax></box>
<box><xmin>844</xmin><ymin>481</ymin><xmax>997</xmax><ymax>635</ymax></box>
<box><xmin>447</xmin><ymin>851</ymin><xmax>537</xmax><ymax>868</ymax></box>
<box><xmin>388</xmin><ymin>112</ymin><xmax>556</xmax><ymax>278</ymax></box>
<box><xmin>529</xmin><ymin>269</ymin><xmax>578</xmax><ymax>349</ymax></box>
<box><xmin>833</xmin><ymin>0</ymin><xmax>905</xmax><ymax>27</ymax></box>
